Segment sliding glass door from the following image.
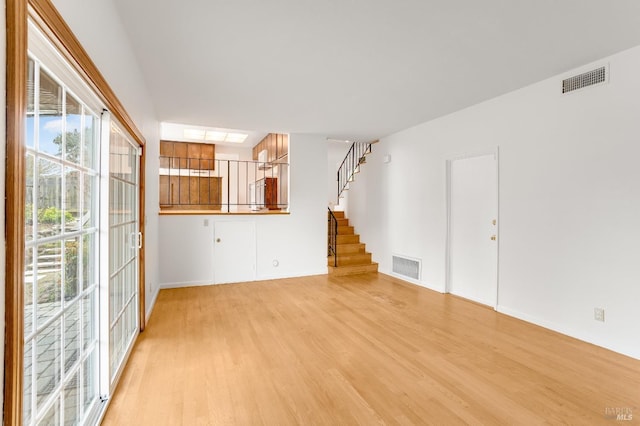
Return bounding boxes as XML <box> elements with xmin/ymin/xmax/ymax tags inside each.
<box><xmin>106</xmin><ymin>120</ymin><xmax>140</xmax><ymax>387</ymax></box>
<box><xmin>23</xmin><ymin>22</ymin><xmax>143</xmax><ymax>425</ymax></box>
<box><xmin>24</xmin><ymin>54</ymin><xmax>101</xmax><ymax>425</ymax></box>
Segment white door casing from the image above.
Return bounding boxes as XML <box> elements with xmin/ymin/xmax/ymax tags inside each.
<box><xmin>447</xmin><ymin>151</ymin><xmax>499</xmax><ymax>307</ymax></box>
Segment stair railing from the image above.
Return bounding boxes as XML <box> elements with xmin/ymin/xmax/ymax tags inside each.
<box><xmin>337</xmin><ymin>141</ymin><xmax>372</xmax><ymax>201</ymax></box>
<box><xmin>328</xmin><ymin>207</ymin><xmax>338</xmax><ymax>267</ymax></box>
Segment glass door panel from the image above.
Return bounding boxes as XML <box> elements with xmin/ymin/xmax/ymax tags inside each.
<box><xmin>24</xmin><ymin>55</ymin><xmax>101</xmax><ymax>425</ymax></box>
<box><xmin>107</xmin><ymin>121</ymin><xmax>140</xmax><ymax>386</ymax></box>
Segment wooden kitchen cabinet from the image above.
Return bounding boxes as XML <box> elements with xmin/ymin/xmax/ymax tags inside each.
<box><xmin>160</xmin><ymin>140</ymin><xmax>215</xmax><ymax>170</ymax></box>
<box><xmin>252</xmin><ymin>133</ymin><xmax>289</xmax><ymax>161</ymax></box>
<box><xmin>159</xmin><ymin>175</ymin><xmax>222</xmax><ymax>210</ymax></box>
<box><xmin>159</xmin><ymin>140</ymin><xmax>220</xmax><ymax>210</ymax></box>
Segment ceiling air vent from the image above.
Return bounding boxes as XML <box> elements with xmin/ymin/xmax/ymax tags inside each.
<box><xmin>562</xmin><ymin>66</ymin><xmax>606</xmax><ymax>94</ymax></box>
<box><xmin>392</xmin><ymin>255</ymin><xmax>421</xmax><ymax>281</ymax></box>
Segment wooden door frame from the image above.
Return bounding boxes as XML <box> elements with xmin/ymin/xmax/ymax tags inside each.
<box><xmin>5</xmin><ymin>0</ymin><xmax>28</xmax><ymax>423</ymax></box>
<box><xmin>4</xmin><ymin>1</ymin><xmax>147</xmax><ymax>423</ymax></box>
<box><xmin>445</xmin><ymin>148</ymin><xmax>500</xmax><ymax>309</ymax></box>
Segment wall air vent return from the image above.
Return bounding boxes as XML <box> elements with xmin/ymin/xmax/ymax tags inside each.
<box><xmin>562</xmin><ymin>66</ymin><xmax>606</xmax><ymax>93</ymax></box>
<box><xmin>392</xmin><ymin>255</ymin><xmax>421</xmax><ymax>281</ymax></box>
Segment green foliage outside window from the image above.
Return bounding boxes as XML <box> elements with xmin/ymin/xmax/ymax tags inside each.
<box><xmin>38</xmin><ymin>206</ymin><xmax>73</xmax><ymax>224</ymax></box>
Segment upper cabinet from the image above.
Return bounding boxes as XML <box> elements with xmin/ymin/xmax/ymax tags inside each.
<box><xmin>252</xmin><ymin>133</ymin><xmax>289</xmax><ymax>162</ymax></box>
<box><xmin>160</xmin><ymin>140</ymin><xmax>215</xmax><ymax>170</ymax></box>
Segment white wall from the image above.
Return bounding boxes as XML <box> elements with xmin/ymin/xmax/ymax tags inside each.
<box><xmin>159</xmin><ymin>134</ymin><xmax>327</xmax><ymax>286</ymax></box>
<box><xmin>1</xmin><ymin>0</ymin><xmax>7</xmax><ymax>419</ymax></box>
<box><xmin>52</xmin><ymin>0</ymin><xmax>161</xmax><ymax>318</ymax></box>
<box><xmin>215</xmin><ymin>144</ymin><xmax>253</xmax><ymax>161</ymax></box>
<box><xmin>347</xmin><ymin>46</ymin><xmax>640</xmax><ymax>359</ymax></box>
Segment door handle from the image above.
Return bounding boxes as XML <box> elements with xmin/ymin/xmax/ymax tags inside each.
<box><xmin>216</xmin><ymin>238</ymin><xmax>221</xmax><ymax>243</ymax></box>
<box><xmin>130</xmin><ymin>232</ymin><xmax>142</xmax><ymax>249</ymax></box>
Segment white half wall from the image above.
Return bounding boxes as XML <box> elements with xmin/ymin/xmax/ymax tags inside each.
<box><xmin>346</xmin><ymin>45</ymin><xmax>640</xmax><ymax>360</ymax></box>
<box><xmin>52</xmin><ymin>0</ymin><xmax>161</xmax><ymax>318</ymax></box>
<box><xmin>159</xmin><ymin>134</ymin><xmax>328</xmax><ymax>287</ymax></box>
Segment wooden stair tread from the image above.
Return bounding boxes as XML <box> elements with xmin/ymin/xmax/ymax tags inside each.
<box><xmin>328</xmin><ymin>263</ymin><xmax>378</xmax><ymax>276</ymax></box>
<box><xmin>334</xmin><ymin>243</ymin><xmax>365</xmax><ymax>254</ymax></box>
<box><xmin>336</xmin><ymin>226</ymin><xmax>354</xmax><ymax>235</ymax></box>
<box><xmin>328</xmin><ymin>252</ymin><xmax>371</xmax><ymax>262</ymax></box>
<box><xmin>336</xmin><ymin>234</ymin><xmax>360</xmax><ymax>244</ymax></box>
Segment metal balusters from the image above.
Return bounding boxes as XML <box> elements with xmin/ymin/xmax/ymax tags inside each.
<box><xmin>328</xmin><ymin>207</ymin><xmax>338</xmax><ymax>267</ymax></box>
<box><xmin>336</xmin><ymin>141</ymin><xmax>373</xmax><ymax>202</ymax></box>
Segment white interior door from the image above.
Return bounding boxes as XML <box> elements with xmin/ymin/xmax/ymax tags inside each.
<box><xmin>214</xmin><ymin>221</ymin><xmax>256</xmax><ymax>284</ymax></box>
<box><xmin>448</xmin><ymin>153</ymin><xmax>498</xmax><ymax>307</ymax></box>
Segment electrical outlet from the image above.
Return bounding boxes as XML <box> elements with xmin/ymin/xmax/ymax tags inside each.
<box><xmin>594</xmin><ymin>307</ymin><xmax>605</xmax><ymax>322</ymax></box>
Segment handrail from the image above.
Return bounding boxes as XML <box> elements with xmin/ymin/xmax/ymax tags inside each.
<box><xmin>337</xmin><ymin>141</ymin><xmax>372</xmax><ymax>202</ymax></box>
<box><xmin>328</xmin><ymin>207</ymin><xmax>338</xmax><ymax>267</ymax></box>
<box><xmin>159</xmin><ymin>156</ymin><xmax>290</xmax><ymax>212</ymax></box>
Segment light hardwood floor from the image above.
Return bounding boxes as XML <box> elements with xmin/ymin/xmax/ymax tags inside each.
<box><xmin>102</xmin><ymin>273</ymin><xmax>639</xmax><ymax>425</ymax></box>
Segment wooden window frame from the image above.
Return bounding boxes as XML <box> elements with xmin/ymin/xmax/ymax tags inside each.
<box><xmin>5</xmin><ymin>0</ymin><xmax>147</xmax><ymax>423</ymax></box>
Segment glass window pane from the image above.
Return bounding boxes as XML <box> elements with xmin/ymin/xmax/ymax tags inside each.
<box><xmin>36</xmin><ymin>317</ymin><xmax>62</xmax><ymax>408</ymax></box>
<box><xmin>64</xmin><ymin>167</ymin><xmax>80</xmax><ymax>233</ymax></box>
<box><xmin>129</xmin><ymin>146</ymin><xmax>137</xmax><ymax>183</ymax></box>
<box><xmin>128</xmin><ymin>184</ymin><xmax>134</xmax><ymax>222</ymax></box>
<box><xmin>38</xmin><ymin>69</ymin><xmax>63</xmax><ymax>158</ymax></box>
<box><xmin>127</xmin><ymin>298</ymin><xmax>137</xmax><ymax>338</ymax></box>
<box><xmin>39</xmin><ymin>396</ymin><xmax>61</xmax><ymax>426</ymax></box>
<box><xmin>37</xmin><ymin>158</ymin><xmax>62</xmax><ymax>239</ymax></box>
<box><xmin>64</xmin><ymin>237</ymin><xmax>80</xmax><ymax>305</ymax></box>
<box><xmin>37</xmin><ymin>241</ymin><xmax>62</xmax><ymax>327</ymax></box>
<box><xmin>27</xmin><ymin>58</ymin><xmax>35</xmax><ymax>148</ymax></box>
<box><xmin>63</xmin><ymin>371</ymin><xmax>80</xmax><ymax>426</ymax></box>
<box><xmin>82</xmin><ymin>112</ymin><xmax>97</xmax><ymax>170</ymax></box>
<box><xmin>82</xmin><ymin>233</ymin><xmax>96</xmax><ymax>291</ymax></box>
<box><xmin>109</xmin><ymin>323</ymin><xmax>116</xmax><ymax>376</ymax></box>
<box><xmin>110</xmin><ymin>273</ymin><xmax>120</xmax><ymax>324</ymax></box>
<box><xmin>65</xmin><ymin>94</ymin><xmax>81</xmax><ymax>164</ymax></box>
<box><xmin>26</xmin><ymin>153</ymin><xmax>35</xmax><ymax>241</ymax></box>
<box><xmin>24</xmin><ymin>340</ymin><xmax>33</xmax><ymax>425</ymax></box>
<box><xmin>82</xmin><ymin>174</ymin><xmax>96</xmax><ymax>229</ymax></box>
<box><xmin>25</xmin><ymin>247</ymin><xmax>34</xmax><ymax>337</ymax></box>
<box><xmin>63</xmin><ymin>302</ymin><xmax>80</xmax><ymax>374</ymax></box>
<box><xmin>83</xmin><ymin>349</ymin><xmax>97</xmax><ymax>413</ymax></box>
<box><xmin>82</xmin><ymin>291</ymin><xmax>95</xmax><ymax>350</ymax></box>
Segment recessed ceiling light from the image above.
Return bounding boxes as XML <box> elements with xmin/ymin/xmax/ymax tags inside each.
<box><xmin>205</xmin><ymin>131</ymin><xmax>227</xmax><ymax>141</ymax></box>
<box><xmin>179</xmin><ymin>126</ymin><xmax>248</xmax><ymax>143</ymax></box>
<box><xmin>225</xmin><ymin>133</ymin><xmax>248</xmax><ymax>143</ymax></box>
<box><xmin>183</xmin><ymin>129</ymin><xmax>206</xmax><ymax>140</ymax></box>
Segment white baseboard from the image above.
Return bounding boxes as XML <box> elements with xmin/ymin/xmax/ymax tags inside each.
<box><xmin>379</xmin><ymin>270</ymin><xmax>445</xmax><ymax>293</ymax></box>
<box><xmin>159</xmin><ymin>280</ymin><xmax>214</xmax><ymax>289</ymax></box>
<box><xmin>256</xmin><ymin>268</ymin><xmax>328</xmax><ymax>281</ymax></box>
<box><xmin>497</xmin><ymin>305</ymin><xmax>639</xmax><ymax>360</ymax></box>
<box><xmin>145</xmin><ymin>288</ymin><xmax>159</xmax><ymax>323</ymax></box>
<box><xmin>158</xmin><ymin>269</ymin><xmax>329</xmax><ymax>289</ymax></box>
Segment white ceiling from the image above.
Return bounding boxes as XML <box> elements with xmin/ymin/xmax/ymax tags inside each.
<box><xmin>112</xmin><ymin>0</ymin><xmax>640</xmax><ymax>143</ymax></box>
